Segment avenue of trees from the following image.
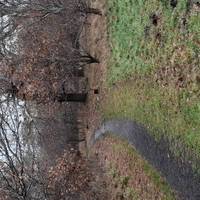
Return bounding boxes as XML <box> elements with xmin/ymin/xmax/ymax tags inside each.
<box><xmin>0</xmin><ymin>0</ymin><xmax>101</xmax><ymax>199</ymax></box>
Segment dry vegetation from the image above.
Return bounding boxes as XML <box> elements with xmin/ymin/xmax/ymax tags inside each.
<box><xmin>94</xmin><ymin>135</ymin><xmax>176</xmax><ymax>200</ymax></box>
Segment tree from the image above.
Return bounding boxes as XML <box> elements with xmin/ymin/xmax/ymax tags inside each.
<box><xmin>0</xmin><ymin>0</ymin><xmax>101</xmax><ymax>59</ymax></box>
<box><xmin>0</xmin><ymin>95</ymin><xmax>48</xmax><ymax>200</ymax></box>
<box><xmin>0</xmin><ymin>0</ymin><xmax>102</xmax><ymax>198</ymax></box>
<box><xmin>0</xmin><ymin>0</ymin><xmax>100</xmax><ymax>103</ymax></box>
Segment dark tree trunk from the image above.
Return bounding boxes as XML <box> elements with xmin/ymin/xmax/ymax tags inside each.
<box><xmin>66</xmin><ymin>93</ymin><xmax>87</xmax><ymax>102</ymax></box>
<box><xmin>85</xmin><ymin>8</ymin><xmax>102</xmax><ymax>16</ymax></box>
<box><xmin>80</xmin><ymin>55</ymin><xmax>100</xmax><ymax>65</ymax></box>
<box><xmin>56</xmin><ymin>93</ymin><xmax>87</xmax><ymax>103</ymax></box>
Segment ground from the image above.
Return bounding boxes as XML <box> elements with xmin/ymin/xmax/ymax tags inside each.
<box><xmin>103</xmin><ymin>0</ymin><xmax>200</xmax><ymax>161</ymax></box>
<box><xmin>78</xmin><ymin>0</ymin><xmax>179</xmax><ymax>199</ymax></box>
<box><xmin>94</xmin><ymin>136</ymin><xmax>176</xmax><ymax>200</ymax></box>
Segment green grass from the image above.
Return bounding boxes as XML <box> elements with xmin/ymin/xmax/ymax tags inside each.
<box><xmin>104</xmin><ymin>0</ymin><xmax>200</xmax><ymax>169</ymax></box>
<box><xmin>103</xmin><ymin>79</ymin><xmax>200</xmax><ymax>171</ymax></box>
<box><xmin>108</xmin><ymin>136</ymin><xmax>176</xmax><ymax>200</ymax></box>
<box><xmin>107</xmin><ymin>0</ymin><xmax>200</xmax><ymax>83</ymax></box>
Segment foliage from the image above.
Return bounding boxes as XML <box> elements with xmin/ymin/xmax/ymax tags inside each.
<box><xmin>0</xmin><ymin>0</ymin><xmax>100</xmax><ymax>103</ymax></box>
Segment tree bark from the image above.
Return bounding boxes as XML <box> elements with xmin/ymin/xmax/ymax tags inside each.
<box><xmin>85</xmin><ymin>8</ymin><xmax>102</xmax><ymax>16</ymax></box>
<box><xmin>56</xmin><ymin>93</ymin><xmax>87</xmax><ymax>103</ymax></box>
<box><xmin>66</xmin><ymin>93</ymin><xmax>87</xmax><ymax>102</ymax></box>
<box><xmin>80</xmin><ymin>55</ymin><xmax>100</xmax><ymax>65</ymax></box>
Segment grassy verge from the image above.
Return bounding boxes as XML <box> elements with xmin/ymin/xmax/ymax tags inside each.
<box><xmin>95</xmin><ymin>135</ymin><xmax>176</xmax><ymax>199</ymax></box>
<box><xmin>104</xmin><ymin>0</ymin><xmax>200</xmax><ymax>168</ymax></box>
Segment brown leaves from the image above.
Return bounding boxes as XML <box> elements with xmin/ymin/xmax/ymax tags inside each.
<box><xmin>47</xmin><ymin>150</ymin><xmax>92</xmax><ymax>199</ymax></box>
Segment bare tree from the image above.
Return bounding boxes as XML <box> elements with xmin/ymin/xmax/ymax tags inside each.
<box><xmin>0</xmin><ymin>96</ymin><xmax>47</xmax><ymax>200</ymax></box>
<box><xmin>0</xmin><ymin>0</ymin><xmax>100</xmax><ymax>103</ymax></box>
<box><xmin>0</xmin><ymin>0</ymin><xmax>101</xmax><ymax>58</ymax></box>
<box><xmin>0</xmin><ymin>0</ymin><xmax>102</xmax><ymax>199</ymax></box>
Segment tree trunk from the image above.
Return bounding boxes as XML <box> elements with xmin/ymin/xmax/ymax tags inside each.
<box><xmin>56</xmin><ymin>93</ymin><xmax>87</xmax><ymax>103</ymax></box>
<box><xmin>85</xmin><ymin>8</ymin><xmax>102</xmax><ymax>16</ymax></box>
<box><xmin>80</xmin><ymin>55</ymin><xmax>99</xmax><ymax>65</ymax></box>
<box><xmin>66</xmin><ymin>93</ymin><xmax>87</xmax><ymax>102</ymax></box>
